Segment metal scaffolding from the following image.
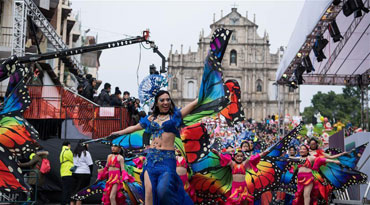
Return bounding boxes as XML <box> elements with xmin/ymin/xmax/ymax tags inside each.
<box><xmin>12</xmin><ymin>0</ymin><xmax>82</xmax><ymax>72</ymax></box>
<box><xmin>12</xmin><ymin>0</ymin><xmax>27</xmax><ymax>57</ymax></box>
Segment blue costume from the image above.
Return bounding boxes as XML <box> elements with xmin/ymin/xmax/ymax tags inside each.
<box><xmin>139</xmin><ymin>108</ymin><xmax>193</xmax><ymax>205</ymax></box>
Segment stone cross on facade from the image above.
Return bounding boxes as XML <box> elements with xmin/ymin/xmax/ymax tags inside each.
<box><xmin>231</xmin><ymin>2</ymin><xmax>239</xmax><ymax>9</ymax></box>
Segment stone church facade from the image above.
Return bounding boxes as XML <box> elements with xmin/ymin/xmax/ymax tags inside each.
<box><xmin>168</xmin><ymin>8</ymin><xmax>300</xmax><ymax>121</ymax></box>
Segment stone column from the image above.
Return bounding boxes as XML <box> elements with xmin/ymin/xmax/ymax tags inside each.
<box><xmin>263</xmin><ymin>69</ymin><xmax>267</xmax><ymax>93</ymax></box>
<box><xmin>252</xmin><ymin>102</ymin><xmax>255</xmax><ymax>119</ymax></box>
<box><xmin>252</xmin><ymin>69</ymin><xmax>256</xmax><ymax>93</ymax></box>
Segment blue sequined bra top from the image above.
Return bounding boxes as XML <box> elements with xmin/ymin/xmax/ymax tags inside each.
<box><xmin>139</xmin><ymin>108</ymin><xmax>182</xmax><ymax>138</ymax></box>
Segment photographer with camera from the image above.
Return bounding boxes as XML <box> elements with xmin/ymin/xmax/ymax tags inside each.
<box><xmin>110</xmin><ymin>87</ymin><xmax>123</xmax><ymax>107</ymax></box>
<box><xmin>122</xmin><ymin>91</ymin><xmax>145</xmax><ymax>125</ymax></box>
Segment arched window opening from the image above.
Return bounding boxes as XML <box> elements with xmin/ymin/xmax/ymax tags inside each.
<box><xmin>172</xmin><ymin>77</ymin><xmax>178</xmax><ymax>90</ymax></box>
<box><xmin>187</xmin><ymin>81</ymin><xmax>195</xmax><ymax>98</ymax></box>
<box><xmin>256</xmin><ymin>80</ymin><xmax>262</xmax><ymax>92</ymax></box>
<box><xmin>231</xmin><ymin>32</ymin><xmax>237</xmax><ymax>41</ymax></box>
<box><xmin>230</xmin><ymin>50</ymin><xmax>237</xmax><ymax>65</ymax></box>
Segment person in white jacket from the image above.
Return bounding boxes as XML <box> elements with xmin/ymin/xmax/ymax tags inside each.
<box><xmin>70</xmin><ymin>140</ymin><xmax>93</xmax><ymax>205</ymax></box>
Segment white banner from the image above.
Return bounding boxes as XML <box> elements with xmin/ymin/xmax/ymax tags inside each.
<box><xmin>99</xmin><ymin>107</ymin><xmax>115</xmax><ymax>117</ymax></box>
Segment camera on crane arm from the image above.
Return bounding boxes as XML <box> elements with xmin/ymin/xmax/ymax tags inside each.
<box><xmin>149</xmin><ymin>64</ymin><xmax>159</xmax><ymax>75</ymax></box>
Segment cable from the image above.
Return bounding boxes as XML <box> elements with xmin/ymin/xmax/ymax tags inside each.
<box><xmin>137</xmin><ymin>43</ymin><xmax>142</xmax><ymax>87</ymax></box>
<box><xmin>81</xmin><ymin>25</ymin><xmax>135</xmax><ymax>38</ymax></box>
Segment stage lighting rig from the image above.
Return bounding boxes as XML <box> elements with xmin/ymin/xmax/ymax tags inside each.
<box><xmin>328</xmin><ymin>20</ymin><xmax>343</xmax><ymax>42</ymax></box>
<box><xmin>333</xmin><ymin>0</ymin><xmax>341</xmax><ymax>6</ymax></box>
<box><xmin>288</xmin><ymin>76</ymin><xmax>299</xmax><ymax>89</ymax></box>
<box><xmin>294</xmin><ymin>65</ymin><xmax>306</xmax><ymax>85</ymax></box>
<box><xmin>343</xmin><ymin>0</ymin><xmax>369</xmax><ymax>18</ymax></box>
<box><xmin>303</xmin><ymin>55</ymin><xmax>315</xmax><ymax>73</ymax></box>
<box><xmin>313</xmin><ymin>35</ymin><xmax>328</xmax><ymax>62</ymax></box>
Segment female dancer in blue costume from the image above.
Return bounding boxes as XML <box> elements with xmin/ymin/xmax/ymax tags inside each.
<box><xmin>112</xmin><ymin>90</ymin><xmax>197</xmax><ymax>204</ymax></box>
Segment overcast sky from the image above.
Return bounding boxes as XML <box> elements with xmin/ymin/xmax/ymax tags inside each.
<box><xmin>71</xmin><ymin>0</ymin><xmax>344</xmax><ymax>113</ymax></box>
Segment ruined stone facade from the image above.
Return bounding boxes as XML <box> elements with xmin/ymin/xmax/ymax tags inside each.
<box><xmin>168</xmin><ymin>8</ymin><xmax>300</xmax><ymax>121</ymax></box>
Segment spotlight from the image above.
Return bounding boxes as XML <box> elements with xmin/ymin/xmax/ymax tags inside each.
<box><xmin>313</xmin><ymin>35</ymin><xmax>328</xmax><ymax>62</ymax></box>
<box><xmin>328</xmin><ymin>20</ymin><xmax>343</xmax><ymax>42</ymax></box>
<box><xmin>294</xmin><ymin>65</ymin><xmax>305</xmax><ymax>85</ymax></box>
<box><xmin>303</xmin><ymin>56</ymin><xmax>315</xmax><ymax>73</ymax></box>
<box><xmin>343</xmin><ymin>0</ymin><xmax>369</xmax><ymax>18</ymax></box>
<box><xmin>333</xmin><ymin>0</ymin><xmax>341</xmax><ymax>6</ymax></box>
<box><xmin>288</xmin><ymin>76</ymin><xmax>298</xmax><ymax>89</ymax></box>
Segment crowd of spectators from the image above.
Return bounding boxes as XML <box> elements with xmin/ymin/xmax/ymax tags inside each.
<box><xmin>76</xmin><ymin>74</ymin><xmax>146</xmax><ymax>124</ymax></box>
<box><xmin>203</xmin><ymin>116</ymin><xmax>309</xmax><ymax>152</ymax></box>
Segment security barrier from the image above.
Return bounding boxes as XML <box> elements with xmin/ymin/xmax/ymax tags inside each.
<box><xmin>24</xmin><ymin>85</ymin><xmax>131</xmax><ymax>139</ymax></box>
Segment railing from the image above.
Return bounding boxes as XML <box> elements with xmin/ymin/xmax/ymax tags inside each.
<box><xmin>0</xmin><ymin>169</ymin><xmax>37</xmax><ymax>204</ymax></box>
<box><xmin>333</xmin><ymin>155</ymin><xmax>370</xmax><ymax>204</ymax></box>
<box><xmin>24</xmin><ymin>85</ymin><xmax>131</xmax><ymax>139</ymax></box>
<box><xmin>0</xmin><ymin>26</ymin><xmax>12</xmax><ymax>48</ymax></box>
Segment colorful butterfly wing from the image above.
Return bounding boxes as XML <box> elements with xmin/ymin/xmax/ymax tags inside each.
<box><xmin>174</xmin><ymin>136</ymin><xmax>186</xmax><ymax>159</ymax></box>
<box><xmin>124</xmin><ymin>181</ymin><xmax>144</xmax><ymax>204</ymax></box>
<box><xmin>210</xmin><ymin>138</ymin><xmax>222</xmax><ymax>151</ymax></box>
<box><xmin>0</xmin><ymin>116</ymin><xmax>39</xmax><ymax>156</ymax></box>
<box><xmin>326</xmin><ymin>143</ymin><xmax>368</xmax><ymax>169</ymax></box>
<box><xmin>210</xmin><ymin>28</ymin><xmax>232</xmax><ymax>60</ymax></box>
<box><xmin>183</xmin><ymin>28</ymin><xmax>232</xmax><ymax>126</ymax></box>
<box><xmin>125</xmin><ymin>164</ymin><xmax>143</xmax><ymax>185</ymax></box>
<box><xmin>0</xmin><ymin>143</ymin><xmax>29</xmax><ymax>193</ymax></box>
<box><xmin>325</xmin><ymin>148</ymin><xmax>341</xmax><ymax>155</ymax></box>
<box><xmin>0</xmin><ymin>55</ymin><xmax>18</xmax><ymax>83</ymax></box>
<box><xmin>190</xmin><ymin>167</ymin><xmax>232</xmax><ymax>203</ymax></box>
<box><xmin>319</xmin><ymin>163</ymin><xmax>368</xmax><ymax>190</ymax></box>
<box><xmin>0</xmin><ymin>80</ymin><xmax>31</xmax><ymax>116</ymax></box>
<box><xmin>254</xmin><ymin>191</ymin><xmax>274</xmax><ymax>205</ymax></box>
<box><xmin>275</xmin><ymin>160</ymin><xmax>298</xmax><ymax>194</ymax></box>
<box><xmin>100</xmin><ymin>130</ymin><xmax>144</xmax><ymax>150</ymax></box>
<box><xmin>189</xmin><ymin>150</ymin><xmax>232</xmax><ymax>202</ymax></box>
<box><xmin>245</xmin><ymin>157</ymin><xmax>282</xmax><ymax>198</ymax></box>
<box><xmin>265</xmin><ymin>123</ymin><xmax>302</xmax><ymax>157</ymax></box>
<box><xmin>180</xmin><ymin>123</ymin><xmax>211</xmax><ymax>164</ymax></box>
<box><xmin>220</xmin><ymin>79</ymin><xmax>245</xmax><ymax>126</ymax></box>
<box><xmin>280</xmin><ymin>170</ymin><xmax>296</xmax><ymax>193</ymax></box>
<box><xmin>190</xmin><ymin>152</ymin><xmax>221</xmax><ymax>173</ymax></box>
<box><xmin>71</xmin><ymin>180</ymin><xmax>105</xmax><ymax>201</ymax></box>
<box><xmin>95</xmin><ymin>160</ymin><xmax>107</xmax><ymax>169</ymax></box>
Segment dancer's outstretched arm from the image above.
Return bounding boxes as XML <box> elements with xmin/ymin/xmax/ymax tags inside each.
<box><xmin>111</xmin><ymin>123</ymin><xmax>143</xmax><ymax>136</ymax></box>
<box><xmin>322</xmin><ymin>152</ymin><xmax>348</xmax><ymax>159</ymax></box>
<box><xmin>325</xmin><ymin>158</ymin><xmax>341</xmax><ymax>165</ymax></box>
<box><xmin>181</xmin><ymin>98</ymin><xmax>198</xmax><ymax>117</ymax></box>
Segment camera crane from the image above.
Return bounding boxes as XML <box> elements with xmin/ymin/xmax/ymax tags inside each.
<box><xmin>0</xmin><ymin>30</ymin><xmax>167</xmax><ymax>75</ymax></box>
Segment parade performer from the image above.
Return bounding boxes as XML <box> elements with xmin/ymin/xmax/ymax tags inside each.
<box><xmin>97</xmin><ymin>144</ymin><xmax>135</xmax><ymax>205</ymax></box>
<box><xmin>176</xmin><ymin>149</ymin><xmax>190</xmax><ymax>190</ymax></box>
<box><xmin>111</xmin><ymin>90</ymin><xmax>197</xmax><ymax>204</ymax></box>
<box><xmin>240</xmin><ymin>140</ymin><xmax>251</xmax><ymax>155</ymax></box>
<box><xmin>276</xmin><ymin>146</ymin><xmax>298</xmax><ymax>204</ymax></box>
<box><xmin>308</xmin><ymin>138</ymin><xmax>346</xmax><ymax>158</ymax></box>
<box><xmin>213</xmin><ymin>149</ymin><xmax>265</xmax><ymax>204</ymax></box>
<box><xmin>307</xmin><ymin>137</ymin><xmax>347</xmax><ymax>203</ymax></box>
<box><xmin>292</xmin><ymin>145</ymin><xmax>340</xmax><ymax>205</ymax></box>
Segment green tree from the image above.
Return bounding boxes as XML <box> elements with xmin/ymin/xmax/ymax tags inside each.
<box><xmin>301</xmin><ymin>86</ymin><xmax>362</xmax><ymax>126</ymax></box>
